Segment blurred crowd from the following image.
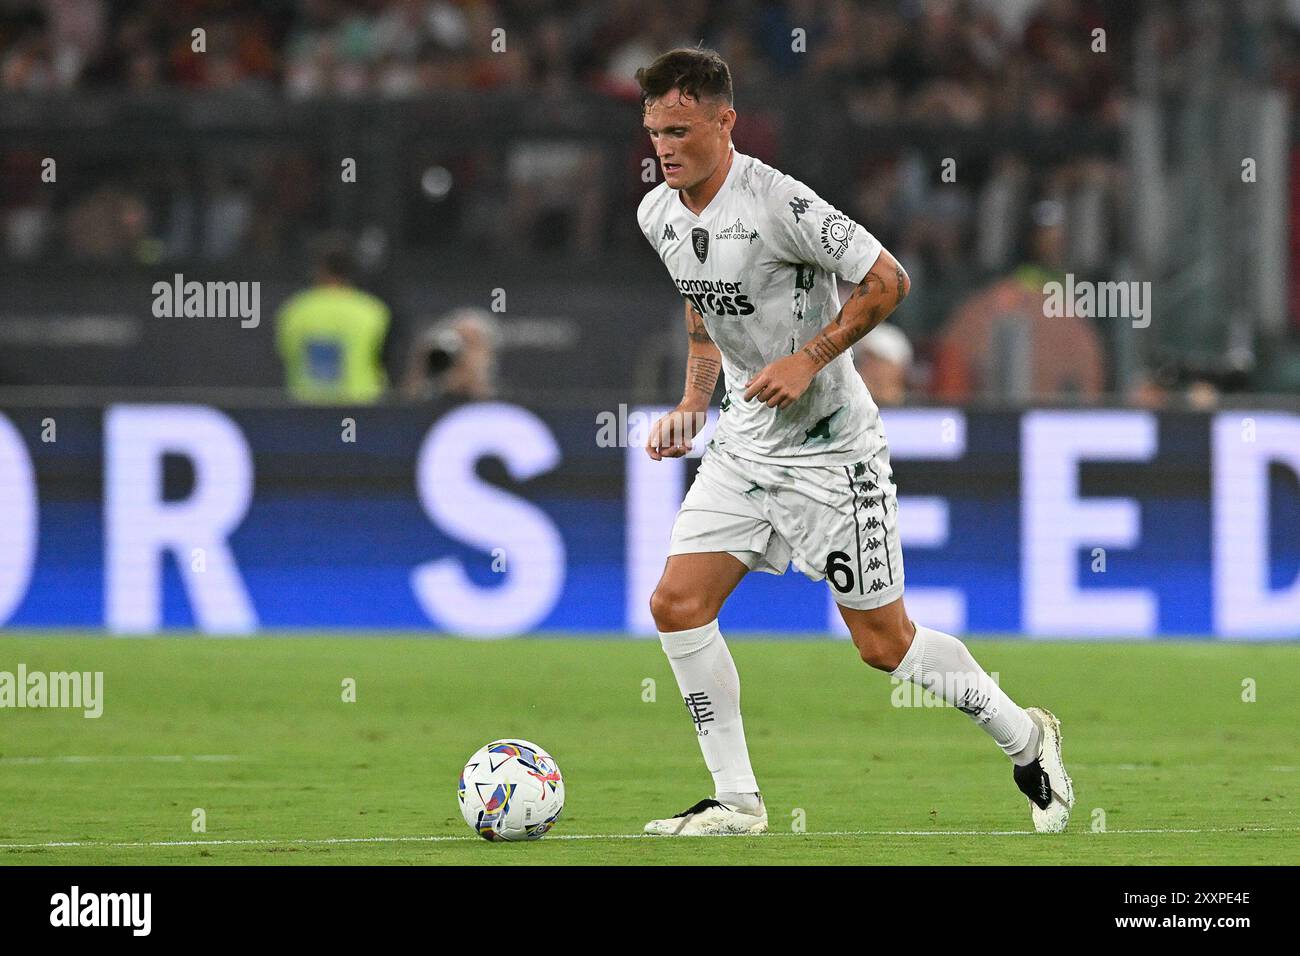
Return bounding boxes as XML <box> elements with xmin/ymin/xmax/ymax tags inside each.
<box><xmin>1</xmin><ymin>0</ymin><xmax>1142</xmax><ymax>272</ymax></box>
<box><xmin>3</xmin><ymin>0</ymin><xmax>1131</xmax><ymax>118</ymax></box>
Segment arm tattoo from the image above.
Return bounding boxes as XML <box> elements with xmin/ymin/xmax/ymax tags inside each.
<box><xmin>847</xmin><ymin>267</ymin><xmax>888</xmax><ymax>304</ymax></box>
<box><xmin>806</xmin><ymin>257</ymin><xmax>908</xmax><ymax>367</ymax></box>
<box><xmin>686</xmin><ymin>303</ymin><xmax>712</xmax><ymax>343</ymax></box>
<box><xmin>802</xmin><ymin>334</ymin><xmax>839</xmax><ymax>368</ymax></box>
<box><xmin>685</xmin><ymin>354</ymin><xmax>721</xmax><ymax>397</ymax></box>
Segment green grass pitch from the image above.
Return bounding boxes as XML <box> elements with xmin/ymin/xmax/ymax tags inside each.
<box><xmin>0</xmin><ymin>634</ymin><xmax>1297</xmax><ymax>865</ymax></box>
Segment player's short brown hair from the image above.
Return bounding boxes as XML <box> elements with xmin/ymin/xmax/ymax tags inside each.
<box><xmin>636</xmin><ymin>47</ymin><xmax>733</xmax><ymax>111</ymax></box>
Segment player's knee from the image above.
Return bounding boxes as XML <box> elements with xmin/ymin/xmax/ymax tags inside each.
<box><xmin>650</xmin><ymin>583</ymin><xmax>713</xmax><ymax>633</ymax></box>
<box><xmin>851</xmin><ymin>619</ymin><xmax>911</xmax><ymax>671</ymax></box>
<box><xmin>856</xmin><ymin>638</ymin><xmax>904</xmax><ymax>671</ymax></box>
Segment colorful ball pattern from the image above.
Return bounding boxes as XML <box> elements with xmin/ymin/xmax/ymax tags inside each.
<box><xmin>458</xmin><ymin>739</ymin><xmax>564</xmax><ymax>841</ymax></box>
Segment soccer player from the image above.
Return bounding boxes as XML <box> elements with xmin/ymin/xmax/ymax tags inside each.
<box><xmin>635</xmin><ymin>48</ymin><xmax>1074</xmax><ymax>836</ymax></box>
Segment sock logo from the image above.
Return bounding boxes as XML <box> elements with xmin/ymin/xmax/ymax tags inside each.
<box><xmin>683</xmin><ymin>692</ymin><xmax>715</xmax><ymax>734</ymax></box>
<box><xmin>956</xmin><ymin>687</ymin><xmax>992</xmax><ymax>718</ymax></box>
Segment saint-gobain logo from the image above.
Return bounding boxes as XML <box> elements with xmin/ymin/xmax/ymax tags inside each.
<box><xmin>50</xmin><ymin>886</ymin><xmax>151</xmax><ymax>937</ymax></box>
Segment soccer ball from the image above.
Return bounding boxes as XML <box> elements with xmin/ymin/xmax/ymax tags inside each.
<box><xmin>458</xmin><ymin>739</ymin><xmax>564</xmax><ymax>841</ymax></box>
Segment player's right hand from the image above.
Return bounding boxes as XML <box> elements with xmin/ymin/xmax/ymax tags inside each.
<box><xmin>645</xmin><ymin>408</ymin><xmax>707</xmax><ymax>460</ymax></box>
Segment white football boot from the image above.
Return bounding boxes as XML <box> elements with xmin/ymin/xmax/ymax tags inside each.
<box><xmin>643</xmin><ymin>797</ymin><xmax>768</xmax><ymax>836</ymax></box>
<box><xmin>1012</xmin><ymin>707</ymin><xmax>1074</xmax><ymax>833</ymax></box>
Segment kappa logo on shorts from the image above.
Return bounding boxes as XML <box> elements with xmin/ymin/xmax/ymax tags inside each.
<box><xmin>867</xmin><ymin>579</ymin><xmax>888</xmax><ymax>593</ymax></box>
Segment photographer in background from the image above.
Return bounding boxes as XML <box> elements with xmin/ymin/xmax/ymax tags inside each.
<box><xmin>276</xmin><ymin>234</ymin><xmax>391</xmax><ymax>404</ymax></box>
<box><xmin>399</xmin><ymin>307</ymin><xmax>499</xmax><ymax>402</ymax></box>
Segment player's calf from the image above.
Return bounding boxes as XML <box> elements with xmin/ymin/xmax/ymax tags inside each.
<box><xmin>855</xmin><ymin>606</ymin><xmax>1046</xmax><ymax>780</ymax></box>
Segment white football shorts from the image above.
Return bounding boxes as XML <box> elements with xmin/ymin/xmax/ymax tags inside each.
<box><xmin>668</xmin><ymin>441</ymin><xmax>905</xmax><ymax>610</ymax></box>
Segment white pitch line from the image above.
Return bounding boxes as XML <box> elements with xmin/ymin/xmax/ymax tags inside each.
<box><xmin>1</xmin><ymin>825</ymin><xmax>1296</xmax><ymax>851</ymax></box>
<box><xmin>0</xmin><ymin>755</ymin><xmax>241</xmax><ymax>765</ymax></box>
<box><xmin>1071</xmin><ymin>763</ymin><xmax>1299</xmax><ymax>772</ymax></box>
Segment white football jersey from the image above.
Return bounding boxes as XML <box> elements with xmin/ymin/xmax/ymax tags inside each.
<box><xmin>637</xmin><ymin>148</ymin><xmax>886</xmax><ymax>466</ymax></box>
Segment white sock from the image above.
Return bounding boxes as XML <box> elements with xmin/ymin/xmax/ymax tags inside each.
<box><xmin>889</xmin><ymin>624</ymin><xmax>1035</xmax><ymax>762</ymax></box>
<box><xmin>658</xmin><ymin>619</ymin><xmax>760</xmax><ymax>796</ymax></box>
<box><xmin>715</xmin><ymin>790</ymin><xmax>763</xmax><ymax>815</ymax></box>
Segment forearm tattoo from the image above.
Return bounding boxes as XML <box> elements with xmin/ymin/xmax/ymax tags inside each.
<box><xmin>686</xmin><ymin>354</ymin><xmax>721</xmax><ymax>397</ymax></box>
<box><xmin>802</xmin><ymin>334</ymin><xmax>838</xmax><ymax>366</ymax></box>
<box><xmin>803</xmin><ymin>260</ymin><xmax>909</xmax><ymax>369</ymax></box>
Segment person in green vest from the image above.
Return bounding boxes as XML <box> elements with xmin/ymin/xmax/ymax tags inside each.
<box><xmin>276</xmin><ymin>237</ymin><xmax>390</xmax><ymax>404</ymax></box>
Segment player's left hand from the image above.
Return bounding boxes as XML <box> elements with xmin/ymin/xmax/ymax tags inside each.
<box><xmin>744</xmin><ymin>353</ymin><xmax>818</xmax><ymax>409</ymax></box>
